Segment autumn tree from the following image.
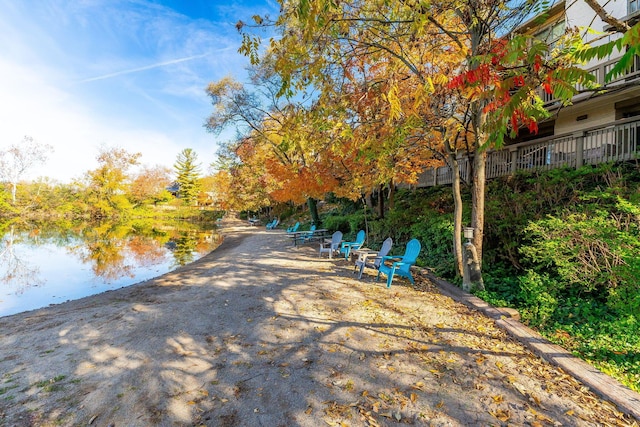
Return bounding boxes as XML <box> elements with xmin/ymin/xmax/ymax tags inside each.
<box><xmin>85</xmin><ymin>146</ymin><xmax>141</xmax><ymax>219</ymax></box>
<box><xmin>130</xmin><ymin>165</ymin><xmax>172</xmax><ymax>206</ymax></box>
<box><xmin>205</xmin><ymin>61</ymin><xmax>341</xmax><ymax>224</ymax></box>
<box><xmin>0</xmin><ymin>136</ymin><xmax>53</xmax><ymax>204</ymax></box>
<box><xmin>174</xmin><ymin>148</ymin><xmax>202</xmax><ymax>206</ymax></box>
<box><xmin>239</xmin><ymin>0</ymin><xmax>487</xmax><ymax>274</ymax></box>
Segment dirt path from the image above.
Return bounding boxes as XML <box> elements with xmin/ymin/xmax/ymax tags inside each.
<box><xmin>0</xmin><ymin>219</ymin><xmax>636</xmax><ymax>426</ymax></box>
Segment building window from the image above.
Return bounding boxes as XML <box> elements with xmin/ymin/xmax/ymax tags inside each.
<box><xmin>534</xmin><ymin>20</ymin><xmax>566</xmax><ymax>50</ymax></box>
<box><xmin>631</xmin><ymin>0</ymin><xmax>639</xmax><ymax>14</ymax></box>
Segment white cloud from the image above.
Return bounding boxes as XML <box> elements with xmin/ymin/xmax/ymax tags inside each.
<box><xmin>0</xmin><ymin>0</ymin><xmax>275</xmax><ymax>183</ymax></box>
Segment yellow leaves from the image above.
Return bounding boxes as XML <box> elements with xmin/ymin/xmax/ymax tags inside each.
<box><xmin>411</xmin><ymin>381</ymin><xmax>425</xmax><ymax>390</ymax></box>
<box><xmin>490</xmin><ymin>408</ymin><xmax>511</xmax><ymax>422</ymax></box>
<box><xmin>385</xmin><ymin>85</ymin><xmax>402</xmax><ymax>122</ymax></box>
<box><xmin>491</xmin><ymin>394</ymin><xmax>504</xmax><ymax>403</ymax></box>
<box><xmin>432</xmin><ymin>73</ymin><xmax>450</xmax><ymax>86</ymax></box>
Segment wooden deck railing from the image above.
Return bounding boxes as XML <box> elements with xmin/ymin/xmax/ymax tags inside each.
<box><xmin>409</xmin><ymin>116</ymin><xmax>640</xmax><ymax>188</ymax></box>
<box><xmin>542</xmin><ymin>55</ymin><xmax>640</xmax><ymax>105</ymax></box>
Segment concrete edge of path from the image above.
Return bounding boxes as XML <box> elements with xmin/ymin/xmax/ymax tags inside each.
<box><xmin>420</xmin><ymin>270</ymin><xmax>640</xmax><ymax>422</ymax></box>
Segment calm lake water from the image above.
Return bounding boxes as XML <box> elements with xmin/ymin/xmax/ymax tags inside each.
<box><xmin>0</xmin><ymin>218</ymin><xmax>221</xmax><ymax>317</ymax></box>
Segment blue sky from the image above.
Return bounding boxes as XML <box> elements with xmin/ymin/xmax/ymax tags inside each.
<box><xmin>0</xmin><ymin>0</ymin><xmax>278</xmax><ymax>182</ymax></box>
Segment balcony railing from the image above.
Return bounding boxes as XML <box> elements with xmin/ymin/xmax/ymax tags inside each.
<box><xmin>410</xmin><ymin>116</ymin><xmax>639</xmax><ymax>188</ymax></box>
<box><xmin>543</xmin><ymin>55</ymin><xmax>640</xmax><ymax>105</ymax></box>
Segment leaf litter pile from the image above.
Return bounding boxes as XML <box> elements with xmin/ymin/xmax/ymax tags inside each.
<box><xmin>0</xmin><ymin>226</ymin><xmax>637</xmax><ymax>426</ymax></box>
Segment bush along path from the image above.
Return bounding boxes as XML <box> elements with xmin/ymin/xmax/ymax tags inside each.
<box><xmin>0</xmin><ymin>221</ymin><xmax>637</xmax><ymax>426</ymax></box>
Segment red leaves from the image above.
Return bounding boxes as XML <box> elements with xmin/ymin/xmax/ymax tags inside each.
<box><xmin>533</xmin><ymin>55</ymin><xmax>542</xmax><ymax>73</ymax></box>
<box><xmin>513</xmin><ymin>75</ymin><xmax>525</xmax><ymax>87</ymax></box>
<box><xmin>543</xmin><ymin>76</ymin><xmax>554</xmax><ymax>94</ymax></box>
<box><xmin>448</xmin><ymin>64</ymin><xmax>497</xmax><ymax>89</ymax></box>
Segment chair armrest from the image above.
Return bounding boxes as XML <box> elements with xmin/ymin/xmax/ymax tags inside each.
<box><xmin>392</xmin><ymin>260</ymin><xmax>415</xmax><ymax>268</ymax></box>
<box><xmin>382</xmin><ymin>255</ymin><xmax>404</xmax><ymax>261</ymax></box>
<box><xmin>357</xmin><ymin>252</ymin><xmax>378</xmax><ymax>262</ymax></box>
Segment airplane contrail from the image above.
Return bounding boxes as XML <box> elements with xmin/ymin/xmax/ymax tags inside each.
<box><xmin>79</xmin><ymin>53</ymin><xmax>210</xmax><ymax>83</ymax></box>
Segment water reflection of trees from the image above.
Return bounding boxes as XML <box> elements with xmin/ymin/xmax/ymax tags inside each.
<box><xmin>0</xmin><ymin>218</ymin><xmax>220</xmax><ymax>290</ymax></box>
<box><xmin>75</xmin><ymin>218</ymin><xmax>220</xmax><ymax>280</ymax></box>
<box><xmin>78</xmin><ymin>222</ymin><xmax>134</xmax><ymax>281</ymax></box>
<box><xmin>0</xmin><ymin>221</ymin><xmax>44</xmax><ymax>294</ymax></box>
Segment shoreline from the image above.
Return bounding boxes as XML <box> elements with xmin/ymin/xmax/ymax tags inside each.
<box><xmin>0</xmin><ymin>220</ymin><xmax>230</xmax><ymax>320</ymax></box>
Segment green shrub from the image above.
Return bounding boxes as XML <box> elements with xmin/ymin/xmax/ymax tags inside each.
<box><xmin>518</xmin><ymin>270</ymin><xmax>560</xmax><ymax>327</ymax></box>
<box><xmin>321</xmin><ymin>214</ymin><xmax>351</xmax><ymax>233</ymax></box>
<box><xmin>477</xmin><ymin>265</ymin><xmax>523</xmax><ymax>307</ymax></box>
<box><xmin>520</xmin><ymin>204</ymin><xmax>640</xmax><ymax>315</ymax></box>
<box><xmin>409</xmin><ymin>214</ymin><xmax>456</xmax><ymax>276</ymax></box>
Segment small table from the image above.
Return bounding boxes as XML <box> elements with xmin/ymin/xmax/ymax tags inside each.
<box><xmin>351</xmin><ymin>248</ymin><xmax>380</xmax><ymax>278</ymax></box>
<box><xmin>351</xmin><ymin>247</ymin><xmax>377</xmax><ymax>261</ymax></box>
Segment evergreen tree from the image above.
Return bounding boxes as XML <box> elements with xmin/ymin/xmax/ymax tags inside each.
<box><xmin>173</xmin><ymin>148</ymin><xmax>201</xmax><ymax>205</ymax></box>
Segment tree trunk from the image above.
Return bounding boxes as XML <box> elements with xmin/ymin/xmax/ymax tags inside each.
<box><xmin>388</xmin><ymin>179</ymin><xmax>395</xmax><ymax>211</ymax></box>
<box><xmin>449</xmin><ymin>153</ymin><xmax>464</xmax><ymax>278</ymax></box>
<box><xmin>377</xmin><ymin>184</ymin><xmax>385</xmax><ymax>219</ymax></box>
<box><xmin>471</xmin><ymin>146</ymin><xmax>487</xmax><ymax>270</ymax></box>
<box><xmin>307</xmin><ymin>197</ymin><xmax>321</xmax><ymax>226</ymax></box>
<box><xmin>11</xmin><ymin>182</ymin><xmax>17</xmax><ymax>204</ymax></box>
<box><xmin>365</xmin><ymin>192</ymin><xmax>374</xmax><ymax>210</ymax></box>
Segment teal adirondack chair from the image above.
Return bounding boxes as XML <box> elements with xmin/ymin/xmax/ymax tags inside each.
<box><xmin>287</xmin><ymin>222</ymin><xmax>300</xmax><ymax>233</ymax></box>
<box><xmin>377</xmin><ymin>238</ymin><xmax>421</xmax><ymax>288</ymax></box>
<box><xmin>266</xmin><ymin>218</ymin><xmax>279</xmax><ymax>230</ymax></box>
<box><xmin>340</xmin><ymin>230</ymin><xmax>365</xmax><ymax>260</ymax></box>
<box><xmin>300</xmin><ymin>224</ymin><xmax>317</xmax><ymax>243</ymax></box>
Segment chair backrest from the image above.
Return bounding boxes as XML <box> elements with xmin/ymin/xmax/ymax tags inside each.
<box><xmin>374</xmin><ymin>237</ymin><xmax>393</xmax><ymax>268</ymax></box>
<box><xmin>355</xmin><ymin>230</ymin><xmax>365</xmax><ymax>245</ymax></box>
<box><xmin>288</xmin><ymin>222</ymin><xmax>300</xmax><ymax>232</ymax></box>
<box><xmin>400</xmin><ymin>239</ymin><xmax>421</xmax><ymax>271</ymax></box>
<box><xmin>309</xmin><ymin>224</ymin><xmax>317</xmax><ymax>232</ymax></box>
<box><xmin>330</xmin><ymin>231</ymin><xmax>343</xmax><ymax>248</ymax></box>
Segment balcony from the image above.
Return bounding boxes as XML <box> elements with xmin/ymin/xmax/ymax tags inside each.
<box><xmin>411</xmin><ymin>116</ymin><xmax>640</xmax><ymax>187</ymax></box>
<box><xmin>543</xmin><ymin>54</ymin><xmax>640</xmax><ymax>105</ymax></box>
